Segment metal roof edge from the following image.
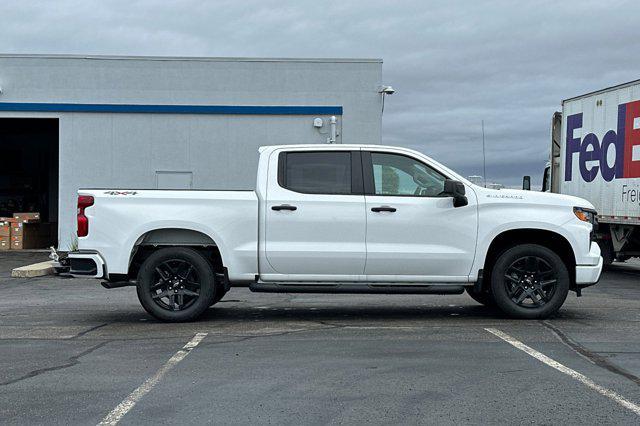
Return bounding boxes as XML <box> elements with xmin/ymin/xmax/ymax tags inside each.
<box><xmin>0</xmin><ymin>53</ymin><xmax>383</xmax><ymax>64</ymax></box>
<box><xmin>0</xmin><ymin>102</ymin><xmax>343</xmax><ymax>115</ymax></box>
<box><xmin>562</xmin><ymin>78</ymin><xmax>640</xmax><ymax>104</ymax></box>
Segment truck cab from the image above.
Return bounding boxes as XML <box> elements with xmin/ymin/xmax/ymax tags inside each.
<box><xmin>257</xmin><ymin>145</ymin><xmax>478</xmax><ymax>283</ymax></box>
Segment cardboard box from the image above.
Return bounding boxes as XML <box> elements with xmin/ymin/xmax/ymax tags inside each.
<box><xmin>8</xmin><ymin>223</ymin><xmax>54</xmax><ymax>250</ymax></box>
<box><xmin>11</xmin><ymin>236</ymin><xmax>49</xmax><ymax>250</ymax></box>
<box><xmin>10</xmin><ymin>236</ymin><xmax>20</xmax><ymax>250</ymax></box>
<box><xmin>9</xmin><ymin>222</ymin><xmax>51</xmax><ymax>237</ymax></box>
<box><xmin>0</xmin><ymin>236</ymin><xmax>10</xmax><ymax>251</ymax></box>
<box><xmin>1</xmin><ymin>217</ymin><xmax>23</xmax><ymax>225</ymax></box>
<box><xmin>13</xmin><ymin>212</ymin><xmax>40</xmax><ymax>223</ymax></box>
<box><xmin>0</xmin><ymin>223</ymin><xmax>10</xmax><ymax>237</ymax></box>
<box><xmin>10</xmin><ymin>222</ymin><xmax>23</xmax><ymax>237</ymax></box>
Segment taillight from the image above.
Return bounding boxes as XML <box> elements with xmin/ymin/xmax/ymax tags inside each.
<box><xmin>77</xmin><ymin>195</ymin><xmax>94</xmax><ymax>237</ymax></box>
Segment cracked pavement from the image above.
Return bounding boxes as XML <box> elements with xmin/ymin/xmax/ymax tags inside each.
<box><xmin>1</xmin><ymin>252</ymin><xmax>640</xmax><ymax>424</ymax></box>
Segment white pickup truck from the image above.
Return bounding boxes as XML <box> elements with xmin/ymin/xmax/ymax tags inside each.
<box><xmin>69</xmin><ymin>144</ymin><xmax>603</xmax><ymax>322</ymax></box>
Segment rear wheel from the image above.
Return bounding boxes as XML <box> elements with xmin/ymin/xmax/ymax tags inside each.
<box><xmin>491</xmin><ymin>244</ymin><xmax>569</xmax><ymax>319</ymax></box>
<box><xmin>136</xmin><ymin>247</ymin><xmax>216</xmax><ymax>322</ymax></box>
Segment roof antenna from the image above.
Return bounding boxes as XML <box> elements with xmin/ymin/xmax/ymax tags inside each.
<box><xmin>482</xmin><ymin>120</ymin><xmax>487</xmax><ymax>188</ymax></box>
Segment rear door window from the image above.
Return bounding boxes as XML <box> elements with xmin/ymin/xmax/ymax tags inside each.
<box><xmin>279</xmin><ymin>152</ymin><xmax>353</xmax><ymax>195</ymax></box>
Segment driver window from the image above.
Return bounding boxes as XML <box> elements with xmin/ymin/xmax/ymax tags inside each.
<box><xmin>371</xmin><ymin>152</ymin><xmax>446</xmax><ymax>197</ymax></box>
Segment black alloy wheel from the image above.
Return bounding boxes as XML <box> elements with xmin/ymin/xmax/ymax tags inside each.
<box><xmin>491</xmin><ymin>244</ymin><xmax>569</xmax><ymax>319</ymax></box>
<box><xmin>151</xmin><ymin>259</ymin><xmax>201</xmax><ymax>311</ymax></box>
<box><xmin>503</xmin><ymin>256</ymin><xmax>557</xmax><ymax>308</ymax></box>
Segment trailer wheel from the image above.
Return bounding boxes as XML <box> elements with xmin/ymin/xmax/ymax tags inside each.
<box><xmin>490</xmin><ymin>244</ymin><xmax>569</xmax><ymax>319</ymax></box>
<box><xmin>601</xmin><ymin>240</ymin><xmax>614</xmax><ymax>268</ymax></box>
<box><xmin>136</xmin><ymin>247</ymin><xmax>216</xmax><ymax>322</ymax></box>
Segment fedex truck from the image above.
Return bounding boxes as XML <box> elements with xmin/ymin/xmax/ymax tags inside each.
<box><xmin>543</xmin><ymin>79</ymin><xmax>640</xmax><ymax>265</ymax></box>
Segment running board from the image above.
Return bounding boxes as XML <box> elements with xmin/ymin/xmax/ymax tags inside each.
<box><xmin>101</xmin><ymin>280</ymin><xmax>135</xmax><ymax>289</ymax></box>
<box><xmin>249</xmin><ymin>282</ymin><xmax>466</xmax><ymax>295</ymax></box>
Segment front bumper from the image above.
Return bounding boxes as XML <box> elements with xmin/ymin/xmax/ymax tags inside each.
<box><xmin>575</xmin><ymin>242</ymin><xmax>603</xmax><ymax>285</ymax></box>
<box><xmin>67</xmin><ymin>250</ymin><xmax>105</xmax><ymax>279</ymax></box>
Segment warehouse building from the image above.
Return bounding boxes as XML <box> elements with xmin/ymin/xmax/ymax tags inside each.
<box><xmin>0</xmin><ymin>54</ymin><xmax>384</xmax><ymax>249</ymax></box>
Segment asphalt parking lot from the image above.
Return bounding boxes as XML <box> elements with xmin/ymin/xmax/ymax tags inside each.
<box><xmin>0</xmin><ymin>252</ymin><xmax>639</xmax><ymax>425</ymax></box>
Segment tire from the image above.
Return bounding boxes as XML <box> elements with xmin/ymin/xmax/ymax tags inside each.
<box><xmin>465</xmin><ymin>287</ymin><xmax>496</xmax><ymax>307</ymax></box>
<box><xmin>615</xmin><ymin>255</ymin><xmax>630</xmax><ymax>263</ymax></box>
<box><xmin>490</xmin><ymin>244</ymin><xmax>569</xmax><ymax>319</ymax></box>
<box><xmin>136</xmin><ymin>247</ymin><xmax>216</xmax><ymax>322</ymax></box>
<box><xmin>601</xmin><ymin>240</ymin><xmax>614</xmax><ymax>268</ymax></box>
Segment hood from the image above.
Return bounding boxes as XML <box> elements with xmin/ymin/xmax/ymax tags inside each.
<box><xmin>472</xmin><ymin>186</ymin><xmax>596</xmax><ymax>211</ymax></box>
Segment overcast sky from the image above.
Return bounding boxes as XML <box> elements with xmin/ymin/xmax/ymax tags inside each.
<box><xmin>3</xmin><ymin>0</ymin><xmax>639</xmax><ymax>186</ymax></box>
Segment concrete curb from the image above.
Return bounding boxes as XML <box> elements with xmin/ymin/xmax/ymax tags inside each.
<box><xmin>11</xmin><ymin>261</ymin><xmax>56</xmax><ymax>278</ymax></box>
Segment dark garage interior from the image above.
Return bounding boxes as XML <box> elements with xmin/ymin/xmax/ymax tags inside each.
<box><xmin>0</xmin><ymin>118</ymin><xmax>58</xmax><ymax>249</ymax></box>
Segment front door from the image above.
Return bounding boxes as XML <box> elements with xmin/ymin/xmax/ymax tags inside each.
<box><xmin>264</xmin><ymin>149</ymin><xmax>366</xmax><ymax>280</ymax></box>
<box><xmin>363</xmin><ymin>151</ymin><xmax>478</xmax><ymax>281</ymax></box>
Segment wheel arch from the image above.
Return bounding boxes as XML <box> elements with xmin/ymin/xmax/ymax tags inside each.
<box><xmin>480</xmin><ymin>228</ymin><xmax>577</xmax><ymax>291</ymax></box>
<box><xmin>135</xmin><ymin>228</ymin><xmax>216</xmax><ymax>246</ymax></box>
<box><xmin>127</xmin><ymin>227</ymin><xmax>225</xmax><ymax>279</ymax></box>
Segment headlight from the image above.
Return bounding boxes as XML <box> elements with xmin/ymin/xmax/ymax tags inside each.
<box><xmin>573</xmin><ymin>207</ymin><xmax>597</xmax><ymax>224</ymax></box>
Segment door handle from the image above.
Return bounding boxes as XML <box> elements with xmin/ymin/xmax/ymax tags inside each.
<box><xmin>272</xmin><ymin>204</ymin><xmax>297</xmax><ymax>211</ymax></box>
<box><xmin>371</xmin><ymin>206</ymin><xmax>396</xmax><ymax>213</ymax></box>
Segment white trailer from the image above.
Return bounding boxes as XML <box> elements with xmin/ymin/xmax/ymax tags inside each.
<box><xmin>543</xmin><ymin>79</ymin><xmax>640</xmax><ymax>264</ymax></box>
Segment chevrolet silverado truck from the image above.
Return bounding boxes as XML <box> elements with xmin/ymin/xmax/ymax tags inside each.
<box><xmin>68</xmin><ymin>144</ymin><xmax>603</xmax><ymax>322</ymax></box>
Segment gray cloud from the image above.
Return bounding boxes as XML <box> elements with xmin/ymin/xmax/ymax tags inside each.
<box><xmin>3</xmin><ymin>0</ymin><xmax>639</xmax><ymax>186</ymax></box>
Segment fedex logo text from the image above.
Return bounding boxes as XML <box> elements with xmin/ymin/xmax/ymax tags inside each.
<box><xmin>565</xmin><ymin>100</ymin><xmax>640</xmax><ymax>182</ymax></box>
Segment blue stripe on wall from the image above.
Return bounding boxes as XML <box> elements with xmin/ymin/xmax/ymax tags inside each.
<box><xmin>0</xmin><ymin>102</ymin><xmax>343</xmax><ymax>115</ymax></box>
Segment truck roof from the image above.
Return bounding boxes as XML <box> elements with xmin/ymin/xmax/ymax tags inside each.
<box><xmin>563</xmin><ymin>78</ymin><xmax>640</xmax><ymax>104</ymax></box>
<box><xmin>259</xmin><ymin>144</ymin><xmax>409</xmax><ymax>151</ymax></box>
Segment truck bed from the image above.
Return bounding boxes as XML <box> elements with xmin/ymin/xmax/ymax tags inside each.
<box><xmin>77</xmin><ymin>189</ymin><xmax>259</xmax><ymax>281</ymax></box>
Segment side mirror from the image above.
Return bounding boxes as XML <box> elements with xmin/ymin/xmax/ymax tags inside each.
<box><xmin>522</xmin><ymin>175</ymin><xmax>531</xmax><ymax>191</ymax></box>
<box><xmin>443</xmin><ymin>179</ymin><xmax>468</xmax><ymax>207</ymax></box>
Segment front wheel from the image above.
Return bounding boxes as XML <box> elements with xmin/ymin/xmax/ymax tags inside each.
<box><xmin>136</xmin><ymin>247</ymin><xmax>216</xmax><ymax>322</ymax></box>
<box><xmin>490</xmin><ymin>244</ymin><xmax>569</xmax><ymax>319</ymax></box>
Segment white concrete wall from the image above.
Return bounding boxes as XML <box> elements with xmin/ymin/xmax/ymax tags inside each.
<box><xmin>0</xmin><ymin>55</ymin><xmax>383</xmax><ymax>249</ymax></box>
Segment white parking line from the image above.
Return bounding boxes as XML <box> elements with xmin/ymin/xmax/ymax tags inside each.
<box><xmin>485</xmin><ymin>328</ymin><xmax>640</xmax><ymax>417</ymax></box>
<box><xmin>98</xmin><ymin>332</ymin><xmax>208</xmax><ymax>426</ymax></box>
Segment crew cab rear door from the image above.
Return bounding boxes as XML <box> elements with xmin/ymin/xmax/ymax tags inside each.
<box><xmin>362</xmin><ymin>149</ymin><xmax>478</xmax><ymax>281</ymax></box>
<box><xmin>262</xmin><ymin>148</ymin><xmax>366</xmax><ymax>280</ymax></box>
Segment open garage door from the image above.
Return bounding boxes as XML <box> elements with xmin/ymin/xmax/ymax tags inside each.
<box><xmin>0</xmin><ymin>119</ymin><xmax>58</xmax><ymax>250</ymax></box>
